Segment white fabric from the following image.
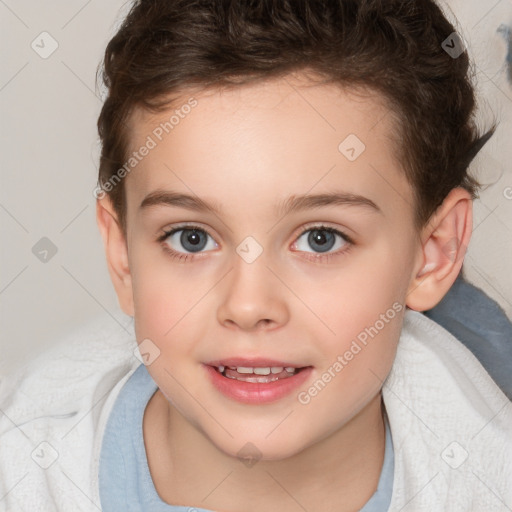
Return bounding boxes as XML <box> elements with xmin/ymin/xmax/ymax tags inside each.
<box><xmin>0</xmin><ymin>309</ymin><xmax>510</xmax><ymax>511</ymax></box>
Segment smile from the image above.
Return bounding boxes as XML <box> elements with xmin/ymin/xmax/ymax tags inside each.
<box><xmin>203</xmin><ymin>360</ymin><xmax>313</xmax><ymax>404</ymax></box>
<box><xmin>216</xmin><ymin>365</ymin><xmax>300</xmax><ymax>383</ymax></box>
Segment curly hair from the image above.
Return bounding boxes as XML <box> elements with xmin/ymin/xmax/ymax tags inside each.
<box><xmin>96</xmin><ymin>0</ymin><xmax>497</xmax><ymax>234</ymax></box>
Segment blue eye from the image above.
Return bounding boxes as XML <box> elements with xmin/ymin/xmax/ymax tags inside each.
<box><xmin>158</xmin><ymin>224</ymin><xmax>352</xmax><ymax>263</ymax></box>
<box><xmin>161</xmin><ymin>227</ymin><xmax>217</xmax><ymax>254</ymax></box>
<box><xmin>294</xmin><ymin>226</ymin><xmax>350</xmax><ymax>254</ymax></box>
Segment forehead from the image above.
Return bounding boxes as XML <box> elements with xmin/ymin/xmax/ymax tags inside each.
<box><xmin>124</xmin><ymin>74</ymin><xmax>412</xmax><ymax>223</ymax></box>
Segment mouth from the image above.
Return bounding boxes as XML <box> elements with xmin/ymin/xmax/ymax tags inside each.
<box><xmin>203</xmin><ymin>359</ymin><xmax>314</xmax><ymax>404</ymax></box>
<box><xmin>211</xmin><ymin>364</ymin><xmax>308</xmax><ymax>383</ymax></box>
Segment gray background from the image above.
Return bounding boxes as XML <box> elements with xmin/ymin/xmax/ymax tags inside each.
<box><xmin>1</xmin><ymin>0</ymin><xmax>511</xmax><ymax>378</ymax></box>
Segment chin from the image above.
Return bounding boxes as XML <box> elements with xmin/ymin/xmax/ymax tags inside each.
<box><xmin>208</xmin><ymin>428</ymin><xmax>312</xmax><ymax>463</ymax></box>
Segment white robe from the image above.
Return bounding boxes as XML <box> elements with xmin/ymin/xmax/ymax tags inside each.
<box><xmin>0</xmin><ymin>309</ymin><xmax>510</xmax><ymax>511</ymax></box>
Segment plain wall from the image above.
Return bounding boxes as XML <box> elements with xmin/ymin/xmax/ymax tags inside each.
<box><xmin>1</xmin><ymin>0</ymin><xmax>511</xmax><ymax>378</ymax></box>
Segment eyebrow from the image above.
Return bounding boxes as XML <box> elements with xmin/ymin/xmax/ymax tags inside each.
<box><xmin>139</xmin><ymin>190</ymin><xmax>381</xmax><ymax>216</ymax></box>
<box><xmin>277</xmin><ymin>191</ymin><xmax>381</xmax><ymax>216</ymax></box>
<box><xmin>140</xmin><ymin>190</ymin><xmax>223</xmax><ymax>214</ymax></box>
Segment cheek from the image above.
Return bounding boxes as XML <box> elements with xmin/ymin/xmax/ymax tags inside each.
<box><xmin>130</xmin><ymin>258</ymin><xmax>205</xmax><ymax>407</ymax></box>
<box><xmin>290</xmin><ymin>242</ymin><xmax>408</xmax><ymax>406</ymax></box>
<box><xmin>131</xmin><ymin>268</ymin><xmax>176</xmax><ymax>340</ymax></box>
<box><xmin>294</xmin><ymin>308</ymin><xmax>403</xmax><ymax>440</ymax></box>
<box><xmin>293</xmin><ymin>242</ymin><xmax>410</xmax><ymax>343</ymax></box>
<box><xmin>129</xmin><ymin>247</ymin><xmax>212</xmax><ymax>375</ymax></box>
<box><xmin>130</xmin><ymin>243</ymin><xmax>198</xmax><ymax>337</ymax></box>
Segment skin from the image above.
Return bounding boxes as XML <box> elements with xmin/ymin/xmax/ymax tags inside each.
<box><xmin>97</xmin><ymin>72</ymin><xmax>472</xmax><ymax>511</ymax></box>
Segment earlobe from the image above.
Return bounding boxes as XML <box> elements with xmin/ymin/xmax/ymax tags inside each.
<box><xmin>96</xmin><ymin>197</ymin><xmax>134</xmax><ymax>317</ymax></box>
<box><xmin>406</xmin><ymin>188</ymin><xmax>472</xmax><ymax>311</ymax></box>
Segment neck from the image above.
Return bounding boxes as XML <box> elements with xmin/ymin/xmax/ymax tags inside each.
<box><xmin>144</xmin><ymin>391</ymin><xmax>386</xmax><ymax>512</ymax></box>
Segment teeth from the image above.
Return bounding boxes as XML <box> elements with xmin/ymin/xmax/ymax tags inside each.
<box><xmin>237</xmin><ymin>366</ymin><xmax>297</xmax><ymax>374</ymax></box>
<box><xmin>253</xmin><ymin>367</ymin><xmax>270</xmax><ymax>375</ymax></box>
<box><xmin>217</xmin><ymin>365</ymin><xmax>297</xmax><ymax>375</ymax></box>
<box><xmin>224</xmin><ymin>374</ymin><xmax>282</xmax><ymax>383</ymax></box>
<box><xmin>236</xmin><ymin>367</ymin><xmax>254</xmax><ymax>374</ymax></box>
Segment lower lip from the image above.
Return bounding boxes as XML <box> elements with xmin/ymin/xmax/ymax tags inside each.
<box><xmin>203</xmin><ymin>364</ymin><xmax>313</xmax><ymax>404</ymax></box>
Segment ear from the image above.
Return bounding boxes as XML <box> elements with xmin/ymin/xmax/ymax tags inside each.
<box><xmin>96</xmin><ymin>197</ymin><xmax>134</xmax><ymax>317</ymax></box>
<box><xmin>406</xmin><ymin>187</ymin><xmax>472</xmax><ymax>311</ymax></box>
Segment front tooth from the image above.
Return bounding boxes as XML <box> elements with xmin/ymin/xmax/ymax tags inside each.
<box><xmin>271</xmin><ymin>367</ymin><xmax>284</xmax><ymax>374</ymax></box>
<box><xmin>236</xmin><ymin>367</ymin><xmax>254</xmax><ymax>374</ymax></box>
<box><xmin>253</xmin><ymin>367</ymin><xmax>271</xmax><ymax>375</ymax></box>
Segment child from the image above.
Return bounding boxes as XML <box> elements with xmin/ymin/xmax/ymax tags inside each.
<box><xmin>1</xmin><ymin>0</ymin><xmax>511</xmax><ymax>510</ymax></box>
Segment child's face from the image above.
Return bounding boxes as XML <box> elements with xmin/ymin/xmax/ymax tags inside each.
<box><xmin>119</xmin><ymin>74</ymin><xmax>422</xmax><ymax>459</ymax></box>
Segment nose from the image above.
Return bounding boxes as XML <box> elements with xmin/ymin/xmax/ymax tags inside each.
<box><xmin>216</xmin><ymin>252</ymin><xmax>289</xmax><ymax>332</ymax></box>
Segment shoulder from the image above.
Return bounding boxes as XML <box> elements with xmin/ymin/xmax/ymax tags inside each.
<box><xmin>394</xmin><ymin>308</ymin><xmax>511</xmax><ymax>412</ymax></box>
<box><xmin>385</xmin><ymin>309</ymin><xmax>512</xmax><ymax>511</ymax></box>
<box><xmin>0</xmin><ymin>314</ymin><xmax>141</xmax><ymax>511</ymax></box>
<box><xmin>424</xmin><ymin>274</ymin><xmax>512</xmax><ymax>399</ymax></box>
<box><xmin>0</xmin><ymin>314</ymin><xmax>138</xmax><ymax>422</ymax></box>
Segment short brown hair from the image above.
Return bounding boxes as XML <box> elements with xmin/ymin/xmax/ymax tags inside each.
<box><xmin>97</xmin><ymin>0</ymin><xmax>496</xmax><ymax>234</ymax></box>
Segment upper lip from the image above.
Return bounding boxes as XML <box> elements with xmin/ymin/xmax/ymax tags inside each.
<box><xmin>205</xmin><ymin>358</ymin><xmax>310</xmax><ymax>368</ymax></box>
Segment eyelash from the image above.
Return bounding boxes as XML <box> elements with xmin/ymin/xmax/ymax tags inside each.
<box><xmin>157</xmin><ymin>223</ymin><xmax>354</xmax><ymax>263</ymax></box>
